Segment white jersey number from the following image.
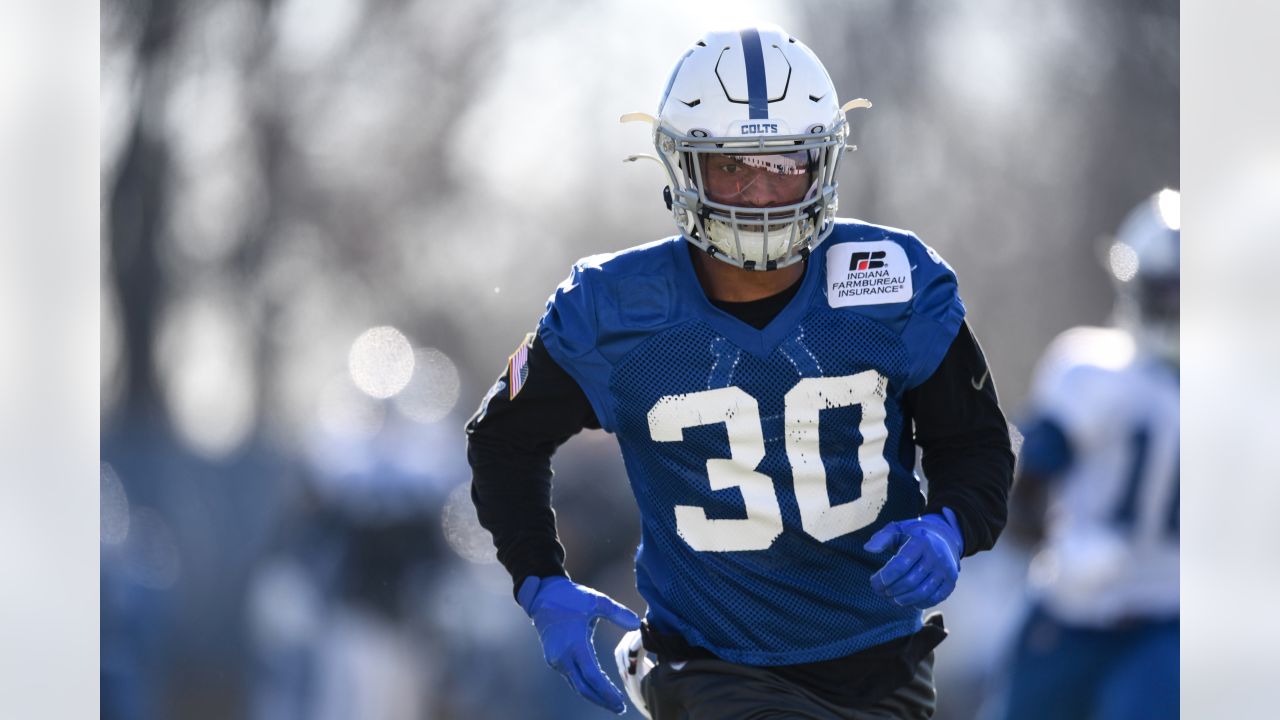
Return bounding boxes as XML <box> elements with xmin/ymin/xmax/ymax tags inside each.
<box><xmin>647</xmin><ymin>370</ymin><xmax>891</xmax><ymax>552</ymax></box>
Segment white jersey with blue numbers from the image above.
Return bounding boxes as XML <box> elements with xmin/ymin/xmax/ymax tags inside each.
<box><xmin>537</xmin><ymin>220</ymin><xmax>965</xmax><ymax>665</ymax></box>
<box><xmin>1026</xmin><ymin>327</ymin><xmax>1179</xmax><ymax>627</ymax></box>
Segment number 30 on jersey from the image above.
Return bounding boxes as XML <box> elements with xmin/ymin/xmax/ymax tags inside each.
<box><xmin>647</xmin><ymin>370</ymin><xmax>891</xmax><ymax>552</ymax></box>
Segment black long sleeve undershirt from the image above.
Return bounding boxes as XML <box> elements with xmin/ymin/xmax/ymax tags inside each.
<box><xmin>465</xmin><ymin>341</ymin><xmax>599</xmax><ymax>588</ymax></box>
<box><xmin>466</xmin><ymin>288</ymin><xmax>1012</xmax><ymax>589</ymax></box>
<box><xmin>906</xmin><ymin>321</ymin><xmax>1015</xmax><ymax>557</ymax></box>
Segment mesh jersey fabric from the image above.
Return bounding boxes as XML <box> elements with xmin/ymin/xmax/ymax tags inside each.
<box><xmin>537</xmin><ymin>219</ymin><xmax>965</xmax><ymax>665</ymax></box>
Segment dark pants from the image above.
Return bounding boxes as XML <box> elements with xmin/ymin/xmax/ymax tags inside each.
<box><xmin>642</xmin><ymin>652</ymin><xmax>936</xmax><ymax>720</ymax></box>
<box><xmin>996</xmin><ymin>606</ymin><xmax>1179</xmax><ymax>720</ymax></box>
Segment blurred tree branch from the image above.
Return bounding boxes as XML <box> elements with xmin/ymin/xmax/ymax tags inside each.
<box><xmin>107</xmin><ymin>0</ymin><xmax>182</xmax><ymax>430</ymax></box>
<box><xmin>105</xmin><ymin>0</ymin><xmax>508</xmax><ymax>441</ymax></box>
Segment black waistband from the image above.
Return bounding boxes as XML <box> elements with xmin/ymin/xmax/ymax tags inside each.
<box><xmin>639</xmin><ymin>613</ymin><xmax>948</xmax><ymax>709</ymax></box>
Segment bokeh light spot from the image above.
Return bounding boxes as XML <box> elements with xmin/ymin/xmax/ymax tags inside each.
<box><xmin>100</xmin><ymin>462</ymin><xmax>130</xmax><ymax>545</ymax></box>
<box><xmin>394</xmin><ymin>347</ymin><xmax>461</xmax><ymax>423</ymax></box>
<box><xmin>1109</xmin><ymin>241</ymin><xmax>1139</xmax><ymax>282</ymax></box>
<box><xmin>1157</xmin><ymin>187</ymin><xmax>1181</xmax><ymax>230</ymax></box>
<box><xmin>156</xmin><ymin>293</ymin><xmax>256</xmax><ymax>459</ymax></box>
<box><xmin>348</xmin><ymin>325</ymin><xmax>415</xmax><ymax>399</ymax></box>
<box><xmin>442</xmin><ymin>483</ymin><xmax>498</xmax><ymax>565</ymax></box>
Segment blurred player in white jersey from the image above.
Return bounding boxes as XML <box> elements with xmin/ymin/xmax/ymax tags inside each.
<box><xmin>995</xmin><ymin>190</ymin><xmax>1179</xmax><ymax>720</ymax></box>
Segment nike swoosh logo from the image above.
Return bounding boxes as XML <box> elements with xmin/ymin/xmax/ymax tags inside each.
<box><xmin>669</xmin><ymin>661</ymin><xmax>688</xmax><ymax>671</ymax></box>
<box><xmin>971</xmin><ymin>367</ymin><xmax>990</xmax><ymax>390</ymax></box>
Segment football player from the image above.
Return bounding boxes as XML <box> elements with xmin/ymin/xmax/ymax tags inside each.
<box><xmin>468</xmin><ymin>26</ymin><xmax>1014</xmax><ymax>718</ymax></box>
<box><xmin>994</xmin><ymin>190</ymin><xmax>1180</xmax><ymax>720</ymax></box>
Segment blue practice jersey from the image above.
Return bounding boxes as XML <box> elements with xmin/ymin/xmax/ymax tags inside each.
<box><xmin>538</xmin><ymin>219</ymin><xmax>965</xmax><ymax>665</ymax></box>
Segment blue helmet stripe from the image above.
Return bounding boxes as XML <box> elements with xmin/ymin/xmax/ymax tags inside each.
<box><xmin>739</xmin><ymin>28</ymin><xmax>768</xmax><ymax>119</ymax></box>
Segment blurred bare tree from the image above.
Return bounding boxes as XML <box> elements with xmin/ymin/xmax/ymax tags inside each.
<box><xmin>105</xmin><ymin>0</ymin><xmax>504</xmax><ymax>447</ymax></box>
<box><xmin>103</xmin><ymin>1</ymin><xmax>505</xmax><ymax>716</ymax></box>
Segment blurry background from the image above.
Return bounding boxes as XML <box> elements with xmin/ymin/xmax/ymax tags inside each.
<box><xmin>99</xmin><ymin>0</ymin><xmax>1177</xmax><ymax>718</ymax></box>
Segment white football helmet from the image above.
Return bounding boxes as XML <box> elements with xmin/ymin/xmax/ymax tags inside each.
<box><xmin>1107</xmin><ymin>188</ymin><xmax>1180</xmax><ymax>361</ymax></box>
<box><xmin>646</xmin><ymin>26</ymin><xmax>868</xmax><ymax>270</ymax></box>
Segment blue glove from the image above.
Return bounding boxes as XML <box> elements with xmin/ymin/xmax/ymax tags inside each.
<box><xmin>518</xmin><ymin>575</ymin><xmax>641</xmax><ymax>715</ymax></box>
<box><xmin>863</xmin><ymin>507</ymin><xmax>964</xmax><ymax>609</ymax></box>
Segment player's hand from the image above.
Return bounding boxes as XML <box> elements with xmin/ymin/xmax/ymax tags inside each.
<box><xmin>863</xmin><ymin>508</ymin><xmax>964</xmax><ymax>609</ymax></box>
<box><xmin>518</xmin><ymin>575</ymin><xmax>641</xmax><ymax>714</ymax></box>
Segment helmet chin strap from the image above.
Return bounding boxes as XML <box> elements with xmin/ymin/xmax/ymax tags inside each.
<box><xmin>705</xmin><ymin>215</ymin><xmax>811</xmax><ymax>269</ymax></box>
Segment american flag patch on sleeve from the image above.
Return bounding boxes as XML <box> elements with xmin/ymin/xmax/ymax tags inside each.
<box><xmin>507</xmin><ymin>332</ymin><xmax>535</xmax><ymax>399</ymax></box>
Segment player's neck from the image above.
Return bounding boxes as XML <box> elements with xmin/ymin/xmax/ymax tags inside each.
<box><xmin>690</xmin><ymin>247</ymin><xmax>806</xmax><ymax>303</ymax></box>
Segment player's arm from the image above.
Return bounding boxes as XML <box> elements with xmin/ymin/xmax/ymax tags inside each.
<box><xmin>907</xmin><ymin>320</ymin><xmax>1015</xmax><ymax>557</ymax></box>
<box><xmin>465</xmin><ymin>333</ymin><xmax>638</xmax><ymax>715</ymax></box>
<box><xmin>864</xmin><ymin>321</ymin><xmax>1013</xmax><ymax>609</ymax></box>
<box><xmin>465</xmin><ymin>333</ymin><xmax>598</xmax><ymax>590</ymax></box>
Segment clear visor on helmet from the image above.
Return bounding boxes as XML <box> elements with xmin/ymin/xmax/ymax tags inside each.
<box><xmin>698</xmin><ymin>151</ymin><xmax>815</xmax><ymax>208</ymax></box>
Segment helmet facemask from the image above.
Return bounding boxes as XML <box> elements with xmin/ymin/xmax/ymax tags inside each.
<box><xmin>656</xmin><ymin>123</ymin><xmax>847</xmax><ymax>271</ymax></box>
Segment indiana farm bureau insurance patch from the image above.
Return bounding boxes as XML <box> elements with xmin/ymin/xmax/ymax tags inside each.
<box><xmin>825</xmin><ymin>240</ymin><xmax>913</xmax><ymax>308</ymax></box>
